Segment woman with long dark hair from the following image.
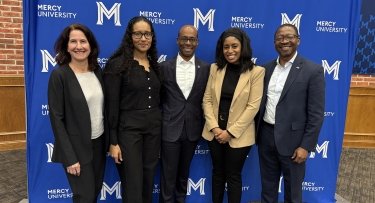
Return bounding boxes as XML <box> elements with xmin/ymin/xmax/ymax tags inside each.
<box><xmin>202</xmin><ymin>28</ymin><xmax>265</xmax><ymax>203</ymax></box>
<box><xmin>103</xmin><ymin>16</ymin><xmax>161</xmax><ymax>203</ymax></box>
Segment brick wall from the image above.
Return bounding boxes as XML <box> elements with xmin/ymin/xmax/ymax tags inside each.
<box><xmin>0</xmin><ymin>0</ymin><xmax>373</xmax><ymax>87</ymax></box>
<box><xmin>0</xmin><ymin>0</ymin><xmax>23</xmax><ymax>75</ymax></box>
<box><xmin>351</xmin><ymin>74</ymin><xmax>375</xmax><ymax>87</ymax></box>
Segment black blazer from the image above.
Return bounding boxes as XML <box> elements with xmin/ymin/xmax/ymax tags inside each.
<box><xmin>160</xmin><ymin>57</ymin><xmax>210</xmax><ymax>142</ymax></box>
<box><xmin>256</xmin><ymin>54</ymin><xmax>325</xmax><ymax>156</ymax></box>
<box><xmin>48</xmin><ymin>64</ymin><xmax>107</xmax><ymax>167</ymax></box>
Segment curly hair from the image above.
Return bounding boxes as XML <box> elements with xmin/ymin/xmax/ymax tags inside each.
<box><xmin>215</xmin><ymin>28</ymin><xmax>254</xmax><ymax>73</ymax></box>
<box><xmin>105</xmin><ymin>16</ymin><xmax>159</xmax><ymax>77</ymax></box>
<box><xmin>54</xmin><ymin>23</ymin><xmax>99</xmax><ymax>71</ymax></box>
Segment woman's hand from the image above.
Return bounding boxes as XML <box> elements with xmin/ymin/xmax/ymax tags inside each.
<box><xmin>213</xmin><ymin>128</ymin><xmax>232</xmax><ymax>144</ymax></box>
<box><xmin>212</xmin><ymin>127</ymin><xmax>223</xmax><ymax>137</ymax></box>
<box><xmin>67</xmin><ymin>162</ymin><xmax>81</xmax><ymax>176</ymax></box>
<box><xmin>109</xmin><ymin>144</ymin><xmax>123</xmax><ymax>164</ymax></box>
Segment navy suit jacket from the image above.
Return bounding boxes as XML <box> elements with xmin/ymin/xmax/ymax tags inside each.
<box><xmin>257</xmin><ymin>54</ymin><xmax>325</xmax><ymax>156</ymax></box>
<box><xmin>160</xmin><ymin>57</ymin><xmax>210</xmax><ymax>142</ymax></box>
<box><xmin>48</xmin><ymin>65</ymin><xmax>108</xmax><ymax>167</ymax></box>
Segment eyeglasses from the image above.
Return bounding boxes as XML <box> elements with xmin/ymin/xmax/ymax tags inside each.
<box><xmin>275</xmin><ymin>34</ymin><xmax>299</xmax><ymax>42</ymax></box>
<box><xmin>132</xmin><ymin>32</ymin><xmax>153</xmax><ymax>39</ymax></box>
<box><xmin>178</xmin><ymin>37</ymin><xmax>198</xmax><ymax>44</ymax></box>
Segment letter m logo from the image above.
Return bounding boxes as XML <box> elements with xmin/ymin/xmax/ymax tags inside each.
<box><xmin>281</xmin><ymin>13</ymin><xmax>302</xmax><ymax>34</ymax></box>
<box><xmin>310</xmin><ymin>141</ymin><xmax>329</xmax><ymax>158</ymax></box>
<box><xmin>187</xmin><ymin>178</ymin><xmax>206</xmax><ymax>195</ymax></box>
<box><xmin>158</xmin><ymin>55</ymin><xmax>167</xmax><ymax>63</ymax></box>
<box><xmin>100</xmin><ymin>182</ymin><xmax>122</xmax><ymax>200</ymax></box>
<box><xmin>322</xmin><ymin>60</ymin><xmax>341</xmax><ymax>80</ymax></box>
<box><xmin>46</xmin><ymin>143</ymin><xmax>54</xmax><ymax>163</ymax></box>
<box><xmin>96</xmin><ymin>2</ymin><xmax>121</xmax><ymax>26</ymax></box>
<box><xmin>41</xmin><ymin>50</ymin><xmax>57</xmax><ymax>72</ymax></box>
<box><xmin>193</xmin><ymin>8</ymin><xmax>215</xmax><ymax>31</ymax></box>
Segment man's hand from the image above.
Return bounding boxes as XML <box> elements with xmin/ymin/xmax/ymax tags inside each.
<box><xmin>291</xmin><ymin>147</ymin><xmax>308</xmax><ymax>164</ymax></box>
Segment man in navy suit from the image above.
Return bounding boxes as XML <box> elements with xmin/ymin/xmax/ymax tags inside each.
<box><xmin>159</xmin><ymin>25</ymin><xmax>210</xmax><ymax>203</ymax></box>
<box><xmin>257</xmin><ymin>23</ymin><xmax>325</xmax><ymax>203</ymax></box>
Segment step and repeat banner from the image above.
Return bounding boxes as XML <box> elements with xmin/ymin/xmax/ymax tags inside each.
<box><xmin>24</xmin><ymin>0</ymin><xmax>361</xmax><ymax>202</ymax></box>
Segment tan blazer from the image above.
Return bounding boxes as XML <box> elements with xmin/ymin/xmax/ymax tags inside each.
<box><xmin>202</xmin><ymin>63</ymin><xmax>265</xmax><ymax>148</ymax></box>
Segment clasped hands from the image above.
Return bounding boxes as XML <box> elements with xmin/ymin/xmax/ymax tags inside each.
<box><xmin>212</xmin><ymin>127</ymin><xmax>232</xmax><ymax>144</ymax></box>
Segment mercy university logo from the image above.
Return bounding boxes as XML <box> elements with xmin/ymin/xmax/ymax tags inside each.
<box><xmin>281</xmin><ymin>13</ymin><xmax>302</xmax><ymax>33</ymax></box>
<box><xmin>41</xmin><ymin>50</ymin><xmax>57</xmax><ymax>72</ymax></box>
<box><xmin>322</xmin><ymin>60</ymin><xmax>341</xmax><ymax>80</ymax></box>
<box><xmin>96</xmin><ymin>2</ymin><xmax>121</xmax><ymax>26</ymax></box>
<box><xmin>193</xmin><ymin>8</ymin><xmax>215</xmax><ymax>31</ymax></box>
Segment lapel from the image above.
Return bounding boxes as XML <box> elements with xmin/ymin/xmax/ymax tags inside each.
<box><xmin>279</xmin><ymin>55</ymin><xmax>303</xmax><ymax>102</ymax></box>
<box><xmin>171</xmin><ymin>58</ymin><xmax>178</xmax><ymax>84</ymax></box>
<box><xmin>214</xmin><ymin>65</ymin><xmax>226</xmax><ymax>104</ymax></box>
<box><xmin>64</xmin><ymin>65</ymin><xmax>90</xmax><ymax>114</ymax></box>
<box><xmin>231</xmin><ymin>69</ymin><xmax>251</xmax><ymax>106</ymax></box>
<box><xmin>94</xmin><ymin>67</ymin><xmax>104</xmax><ymax>91</ymax></box>
<box><xmin>186</xmin><ymin>59</ymin><xmax>202</xmax><ymax>100</ymax></box>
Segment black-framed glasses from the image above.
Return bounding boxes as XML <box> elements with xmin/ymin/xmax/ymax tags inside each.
<box><xmin>275</xmin><ymin>34</ymin><xmax>299</xmax><ymax>42</ymax></box>
<box><xmin>132</xmin><ymin>32</ymin><xmax>153</xmax><ymax>39</ymax></box>
<box><xmin>178</xmin><ymin>37</ymin><xmax>198</xmax><ymax>44</ymax></box>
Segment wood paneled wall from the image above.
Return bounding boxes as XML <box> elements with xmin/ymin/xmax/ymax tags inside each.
<box><xmin>344</xmin><ymin>87</ymin><xmax>375</xmax><ymax>148</ymax></box>
<box><xmin>0</xmin><ymin>75</ymin><xmax>26</xmax><ymax>151</ymax></box>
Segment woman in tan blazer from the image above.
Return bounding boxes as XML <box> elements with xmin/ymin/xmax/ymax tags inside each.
<box><xmin>202</xmin><ymin>28</ymin><xmax>265</xmax><ymax>203</ymax></box>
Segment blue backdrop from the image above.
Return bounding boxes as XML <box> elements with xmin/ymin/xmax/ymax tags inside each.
<box><xmin>24</xmin><ymin>0</ymin><xmax>361</xmax><ymax>202</ymax></box>
<box><xmin>353</xmin><ymin>0</ymin><xmax>375</xmax><ymax>74</ymax></box>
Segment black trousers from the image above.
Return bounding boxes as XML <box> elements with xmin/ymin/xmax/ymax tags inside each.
<box><xmin>208</xmin><ymin>139</ymin><xmax>251</xmax><ymax>203</ymax></box>
<box><xmin>65</xmin><ymin>135</ymin><xmax>106</xmax><ymax>203</ymax></box>
<box><xmin>159</xmin><ymin>128</ymin><xmax>198</xmax><ymax>203</ymax></box>
<box><xmin>258</xmin><ymin>122</ymin><xmax>306</xmax><ymax>203</ymax></box>
<box><xmin>117</xmin><ymin>108</ymin><xmax>161</xmax><ymax>203</ymax></box>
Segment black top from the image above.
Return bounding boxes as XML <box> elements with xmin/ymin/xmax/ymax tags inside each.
<box><xmin>219</xmin><ymin>63</ymin><xmax>241</xmax><ymax>115</ymax></box>
<box><xmin>104</xmin><ymin>59</ymin><xmax>161</xmax><ymax>145</ymax></box>
<box><xmin>118</xmin><ymin>65</ymin><xmax>160</xmax><ymax>110</ymax></box>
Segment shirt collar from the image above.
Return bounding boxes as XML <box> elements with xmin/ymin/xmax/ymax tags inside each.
<box><xmin>276</xmin><ymin>51</ymin><xmax>298</xmax><ymax>67</ymax></box>
<box><xmin>177</xmin><ymin>53</ymin><xmax>195</xmax><ymax>65</ymax></box>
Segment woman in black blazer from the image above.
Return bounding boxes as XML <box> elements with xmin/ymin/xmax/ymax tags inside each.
<box><xmin>48</xmin><ymin>23</ymin><xmax>106</xmax><ymax>203</ymax></box>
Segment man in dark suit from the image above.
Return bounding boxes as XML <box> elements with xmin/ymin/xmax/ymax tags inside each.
<box><xmin>159</xmin><ymin>25</ymin><xmax>210</xmax><ymax>203</ymax></box>
<box><xmin>257</xmin><ymin>23</ymin><xmax>325</xmax><ymax>203</ymax></box>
